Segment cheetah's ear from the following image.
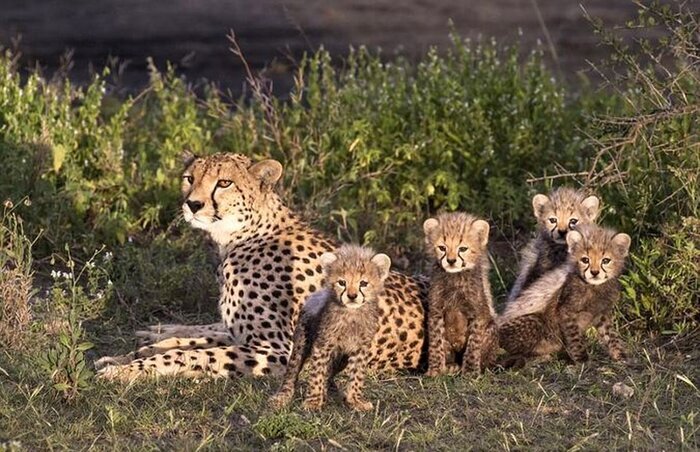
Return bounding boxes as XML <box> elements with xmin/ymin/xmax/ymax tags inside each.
<box><xmin>472</xmin><ymin>220</ymin><xmax>490</xmax><ymax>247</ymax></box>
<box><xmin>566</xmin><ymin>229</ymin><xmax>583</xmax><ymax>253</ymax></box>
<box><xmin>423</xmin><ymin>218</ymin><xmax>439</xmax><ymax>236</ymax></box>
<box><xmin>532</xmin><ymin>194</ymin><xmax>551</xmax><ymax>219</ymax></box>
<box><xmin>249</xmin><ymin>159</ymin><xmax>283</xmax><ymax>191</ymax></box>
<box><xmin>319</xmin><ymin>252</ymin><xmax>338</xmax><ymax>270</ymax></box>
<box><xmin>370</xmin><ymin>253</ymin><xmax>392</xmax><ymax>281</ymax></box>
<box><xmin>580</xmin><ymin>195</ymin><xmax>601</xmax><ymax>221</ymax></box>
<box><xmin>181</xmin><ymin>149</ymin><xmax>197</xmax><ymax>167</ymax></box>
<box><xmin>611</xmin><ymin>233</ymin><xmax>631</xmax><ymax>257</ymax></box>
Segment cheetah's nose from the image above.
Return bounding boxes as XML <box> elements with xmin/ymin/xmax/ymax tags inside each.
<box><xmin>446</xmin><ymin>258</ymin><xmax>457</xmax><ymax>265</ymax></box>
<box><xmin>347</xmin><ymin>292</ymin><xmax>358</xmax><ymax>301</ymax></box>
<box><xmin>557</xmin><ymin>229</ymin><xmax>567</xmax><ymax>238</ymax></box>
<box><xmin>590</xmin><ymin>269</ymin><xmax>600</xmax><ymax>277</ymax></box>
<box><xmin>186</xmin><ymin>199</ymin><xmax>204</xmax><ymax>214</ymax></box>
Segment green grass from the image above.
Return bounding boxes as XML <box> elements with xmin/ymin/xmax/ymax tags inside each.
<box><xmin>1</xmin><ymin>340</ymin><xmax>698</xmax><ymax>450</ymax></box>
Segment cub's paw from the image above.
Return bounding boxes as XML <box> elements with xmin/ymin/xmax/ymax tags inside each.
<box><xmin>269</xmin><ymin>391</ymin><xmax>293</xmax><ymax>410</ymax></box>
<box><xmin>346</xmin><ymin>397</ymin><xmax>373</xmax><ymax>412</ymax></box>
<box><xmin>301</xmin><ymin>396</ymin><xmax>325</xmax><ymax>412</ymax></box>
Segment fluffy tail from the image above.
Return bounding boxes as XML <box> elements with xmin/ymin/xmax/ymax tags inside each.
<box><xmin>498</xmin><ymin>265</ymin><xmax>570</xmax><ymax>325</ymax></box>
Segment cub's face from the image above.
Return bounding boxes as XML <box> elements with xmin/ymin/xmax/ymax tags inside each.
<box><xmin>181</xmin><ymin>152</ymin><xmax>282</xmax><ymax>244</ymax></box>
<box><xmin>320</xmin><ymin>246</ymin><xmax>391</xmax><ymax>309</ymax></box>
<box><xmin>533</xmin><ymin>188</ymin><xmax>600</xmax><ymax>244</ymax></box>
<box><xmin>566</xmin><ymin>224</ymin><xmax>631</xmax><ymax>285</ymax></box>
<box><xmin>423</xmin><ymin>213</ymin><xmax>490</xmax><ymax>273</ymax></box>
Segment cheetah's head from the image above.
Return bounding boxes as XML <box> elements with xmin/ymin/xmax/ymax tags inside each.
<box><xmin>566</xmin><ymin>224</ymin><xmax>630</xmax><ymax>285</ymax></box>
<box><xmin>319</xmin><ymin>245</ymin><xmax>391</xmax><ymax>309</ymax></box>
<box><xmin>423</xmin><ymin>212</ymin><xmax>490</xmax><ymax>273</ymax></box>
<box><xmin>181</xmin><ymin>152</ymin><xmax>283</xmax><ymax>245</ymax></box>
<box><xmin>532</xmin><ymin>188</ymin><xmax>600</xmax><ymax>244</ymax></box>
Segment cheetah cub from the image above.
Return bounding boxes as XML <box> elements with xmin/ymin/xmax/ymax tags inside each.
<box><xmin>498</xmin><ymin>224</ymin><xmax>631</xmax><ymax>366</ymax></box>
<box><xmin>508</xmin><ymin>188</ymin><xmax>601</xmax><ymax>303</ymax></box>
<box><xmin>423</xmin><ymin>213</ymin><xmax>498</xmax><ymax>376</ymax></box>
<box><xmin>269</xmin><ymin>244</ymin><xmax>391</xmax><ymax>412</ymax></box>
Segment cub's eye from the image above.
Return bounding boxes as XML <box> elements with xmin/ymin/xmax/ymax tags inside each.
<box><xmin>359</xmin><ymin>281</ymin><xmax>368</xmax><ymax>288</ymax></box>
<box><xmin>549</xmin><ymin>217</ymin><xmax>557</xmax><ymax>224</ymax></box>
<box><xmin>183</xmin><ymin>175</ymin><xmax>194</xmax><ymax>184</ymax></box>
<box><xmin>437</xmin><ymin>245</ymin><xmax>446</xmax><ymax>252</ymax></box>
<box><xmin>580</xmin><ymin>257</ymin><xmax>590</xmax><ymax>264</ymax></box>
<box><xmin>569</xmin><ymin>218</ymin><xmax>578</xmax><ymax>228</ymax></box>
<box><xmin>602</xmin><ymin>258</ymin><xmax>611</xmax><ymax>265</ymax></box>
<box><xmin>458</xmin><ymin>246</ymin><xmax>468</xmax><ymax>253</ymax></box>
<box><xmin>337</xmin><ymin>280</ymin><xmax>346</xmax><ymax>287</ymax></box>
<box><xmin>217</xmin><ymin>179</ymin><xmax>233</xmax><ymax>188</ymax></box>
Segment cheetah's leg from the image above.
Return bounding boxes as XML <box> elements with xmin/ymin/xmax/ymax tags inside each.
<box><xmin>96</xmin><ymin>342</ymin><xmax>287</xmax><ymax>381</ymax></box>
<box><xmin>270</xmin><ymin>323</ymin><xmax>310</xmax><ymax>409</ymax></box>
<box><xmin>596</xmin><ymin>316</ymin><xmax>627</xmax><ymax>361</ymax></box>
<box><xmin>560</xmin><ymin>316</ymin><xmax>588</xmax><ymax>363</ymax></box>
<box><xmin>462</xmin><ymin>319</ymin><xmax>487</xmax><ymax>374</ymax></box>
<box><xmin>344</xmin><ymin>350</ymin><xmax>373</xmax><ymax>411</ymax></box>
<box><xmin>136</xmin><ymin>323</ymin><xmax>226</xmax><ymax>346</ymax></box>
<box><xmin>94</xmin><ymin>332</ymin><xmax>236</xmax><ymax>369</ymax></box>
<box><xmin>426</xmin><ymin>302</ymin><xmax>446</xmax><ymax>377</ymax></box>
<box><xmin>301</xmin><ymin>340</ymin><xmax>335</xmax><ymax>412</ymax></box>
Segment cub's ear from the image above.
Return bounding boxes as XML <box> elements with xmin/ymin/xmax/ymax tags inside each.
<box><xmin>472</xmin><ymin>219</ymin><xmax>490</xmax><ymax>247</ymax></box>
<box><xmin>532</xmin><ymin>194</ymin><xmax>551</xmax><ymax>219</ymax></box>
<box><xmin>249</xmin><ymin>159</ymin><xmax>283</xmax><ymax>190</ymax></box>
<box><xmin>423</xmin><ymin>218</ymin><xmax>439</xmax><ymax>236</ymax></box>
<box><xmin>181</xmin><ymin>149</ymin><xmax>197</xmax><ymax>167</ymax></box>
<box><xmin>319</xmin><ymin>252</ymin><xmax>338</xmax><ymax>270</ymax></box>
<box><xmin>566</xmin><ymin>229</ymin><xmax>584</xmax><ymax>253</ymax></box>
<box><xmin>612</xmin><ymin>233</ymin><xmax>631</xmax><ymax>257</ymax></box>
<box><xmin>581</xmin><ymin>195</ymin><xmax>601</xmax><ymax>221</ymax></box>
<box><xmin>370</xmin><ymin>253</ymin><xmax>392</xmax><ymax>281</ymax></box>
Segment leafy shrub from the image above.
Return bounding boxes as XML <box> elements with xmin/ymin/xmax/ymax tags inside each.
<box><xmin>583</xmin><ymin>1</ymin><xmax>699</xmax><ymax>334</ymax></box>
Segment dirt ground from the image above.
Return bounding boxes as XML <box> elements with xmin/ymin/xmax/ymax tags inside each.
<box><xmin>1</xmin><ymin>0</ymin><xmax>651</xmax><ymax>93</ymax></box>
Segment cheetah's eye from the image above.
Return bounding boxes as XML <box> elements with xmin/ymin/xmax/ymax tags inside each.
<box><xmin>549</xmin><ymin>217</ymin><xmax>557</xmax><ymax>224</ymax></box>
<box><xmin>183</xmin><ymin>175</ymin><xmax>194</xmax><ymax>184</ymax></box>
<box><xmin>458</xmin><ymin>246</ymin><xmax>468</xmax><ymax>253</ymax></box>
<box><xmin>337</xmin><ymin>280</ymin><xmax>346</xmax><ymax>287</ymax></box>
<box><xmin>602</xmin><ymin>258</ymin><xmax>611</xmax><ymax>265</ymax></box>
<box><xmin>581</xmin><ymin>257</ymin><xmax>590</xmax><ymax>264</ymax></box>
<box><xmin>359</xmin><ymin>281</ymin><xmax>368</xmax><ymax>288</ymax></box>
<box><xmin>437</xmin><ymin>245</ymin><xmax>446</xmax><ymax>252</ymax></box>
<box><xmin>569</xmin><ymin>218</ymin><xmax>578</xmax><ymax>228</ymax></box>
<box><xmin>217</xmin><ymin>179</ymin><xmax>233</xmax><ymax>188</ymax></box>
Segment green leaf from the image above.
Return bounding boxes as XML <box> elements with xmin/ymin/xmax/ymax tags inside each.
<box><xmin>53</xmin><ymin>144</ymin><xmax>67</xmax><ymax>172</ymax></box>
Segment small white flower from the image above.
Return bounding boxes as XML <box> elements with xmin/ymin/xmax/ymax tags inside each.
<box><xmin>51</xmin><ymin>270</ymin><xmax>59</xmax><ymax>279</ymax></box>
<box><xmin>107</xmin><ymin>280</ymin><xmax>113</xmax><ymax>286</ymax></box>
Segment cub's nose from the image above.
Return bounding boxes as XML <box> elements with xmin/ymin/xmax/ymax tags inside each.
<box><xmin>347</xmin><ymin>292</ymin><xmax>358</xmax><ymax>301</ymax></box>
<box><xmin>557</xmin><ymin>229</ymin><xmax>568</xmax><ymax>238</ymax></box>
<box><xmin>446</xmin><ymin>258</ymin><xmax>457</xmax><ymax>265</ymax></box>
<box><xmin>590</xmin><ymin>269</ymin><xmax>600</xmax><ymax>277</ymax></box>
<box><xmin>186</xmin><ymin>199</ymin><xmax>204</xmax><ymax>214</ymax></box>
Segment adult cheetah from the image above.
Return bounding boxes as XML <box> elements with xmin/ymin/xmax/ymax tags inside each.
<box><xmin>96</xmin><ymin>153</ymin><xmax>427</xmax><ymax>380</ymax></box>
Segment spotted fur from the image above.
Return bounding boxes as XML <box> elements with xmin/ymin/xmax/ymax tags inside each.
<box><xmin>508</xmin><ymin>188</ymin><xmax>601</xmax><ymax>303</ymax></box>
<box><xmin>96</xmin><ymin>153</ymin><xmax>427</xmax><ymax>381</ymax></box>
<box><xmin>423</xmin><ymin>213</ymin><xmax>498</xmax><ymax>376</ymax></box>
<box><xmin>270</xmin><ymin>245</ymin><xmax>390</xmax><ymax>411</ymax></box>
<box><xmin>498</xmin><ymin>224</ymin><xmax>631</xmax><ymax>366</ymax></box>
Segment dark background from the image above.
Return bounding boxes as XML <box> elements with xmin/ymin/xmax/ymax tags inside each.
<box><xmin>0</xmin><ymin>0</ymin><xmax>651</xmax><ymax>93</ymax></box>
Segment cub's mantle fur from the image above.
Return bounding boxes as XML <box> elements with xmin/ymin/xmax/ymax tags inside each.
<box><xmin>508</xmin><ymin>188</ymin><xmax>601</xmax><ymax>303</ymax></box>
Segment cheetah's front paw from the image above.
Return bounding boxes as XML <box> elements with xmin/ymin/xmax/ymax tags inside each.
<box><xmin>94</xmin><ymin>354</ymin><xmax>132</xmax><ymax>370</ymax></box>
<box><xmin>269</xmin><ymin>391</ymin><xmax>294</xmax><ymax>410</ymax></box>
